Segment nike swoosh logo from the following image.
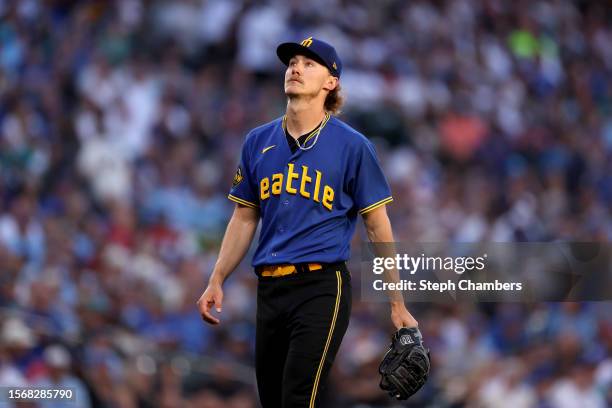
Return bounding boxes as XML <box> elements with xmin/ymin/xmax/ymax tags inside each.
<box><xmin>262</xmin><ymin>145</ymin><xmax>277</xmax><ymax>154</ymax></box>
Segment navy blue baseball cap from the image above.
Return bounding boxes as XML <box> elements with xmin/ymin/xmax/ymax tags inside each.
<box><xmin>277</xmin><ymin>37</ymin><xmax>342</xmax><ymax>78</ymax></box>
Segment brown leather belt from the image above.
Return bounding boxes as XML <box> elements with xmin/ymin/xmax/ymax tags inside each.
<box><xmin>258</xmin><ymin>263</ymin><xmax>323</xmax><ymax>277</ymax></box>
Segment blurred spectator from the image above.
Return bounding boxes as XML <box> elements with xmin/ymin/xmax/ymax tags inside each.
<box><xmin>34</xmin><ymin>344</ymin><xmax>92</xmax><ymax>408</ymax></box>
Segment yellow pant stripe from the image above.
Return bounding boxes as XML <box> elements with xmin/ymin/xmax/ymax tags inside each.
<box><xmin>359</xmin><ymin>196</ymin><xmax>393</xmax><ymax>215</ymax></box>
<box><xmin>309</xmin><ymin>270</ymin><xmax>342</xmax><ymax>408</ymax></box>
<box><xmin>227</xmin><ymin>194</ymin><xmax>259</xmax><ymax>209</ymax></box>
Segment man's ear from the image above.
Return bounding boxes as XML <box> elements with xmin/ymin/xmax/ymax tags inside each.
<box><xmin>323</xmin><ymin>76</ymin><xmax>338</xmax><ymax>91</ymax></box>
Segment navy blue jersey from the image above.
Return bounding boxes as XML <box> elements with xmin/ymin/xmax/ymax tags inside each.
<box><xmin>228</xmin><ymin>114</ymin><xmax>392</xmax><ymax>267</ymax></box>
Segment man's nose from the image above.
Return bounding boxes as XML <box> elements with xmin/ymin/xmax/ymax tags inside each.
<box><xmin>290</xmin><ymin>63</ymin><xmax>302</xmax><ymax>75</ymax></box>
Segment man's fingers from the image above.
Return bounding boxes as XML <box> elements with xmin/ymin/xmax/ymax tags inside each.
<box><xmin>201</xmin><ymin>309</ymin><xmax>220</xmax><ymax>325</ymax></box>
<box><xmin>197</xmin><ymin>296</ymin><xmax>221</xmax><ymax>325</ymax></box>
<box><xmin>214</xmin><ymin>294</ymin><xmax>223</xmax><ymax>313</ymax></box>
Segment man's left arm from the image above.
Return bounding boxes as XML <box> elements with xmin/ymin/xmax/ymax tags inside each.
<box><xmin>362</xmin><ymin>205</ymin><xmax>418</xmax><ymax>329</ymax></box>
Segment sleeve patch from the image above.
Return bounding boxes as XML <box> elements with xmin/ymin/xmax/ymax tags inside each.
<box><xmin>232</xmin><ymin>166</ymin><xmax>244</xmax><ymax>187</ymax></box>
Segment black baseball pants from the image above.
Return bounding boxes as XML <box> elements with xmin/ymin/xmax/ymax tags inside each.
<box><xmin>255</xmin><ymin>263</ymin><xmax>352</xmax><ymax>408</ymax></box>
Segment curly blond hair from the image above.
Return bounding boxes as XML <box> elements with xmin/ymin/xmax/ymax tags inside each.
<box><xmin>324</xmin><ymin>84</ymin><xmax>344</xmax><ymax>115</ymax></box>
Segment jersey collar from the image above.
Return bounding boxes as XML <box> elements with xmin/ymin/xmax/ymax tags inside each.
<box><xmin>282</xmin><ymin>113</ymin><xmax>331</xmax><ymax>153</ymax></box>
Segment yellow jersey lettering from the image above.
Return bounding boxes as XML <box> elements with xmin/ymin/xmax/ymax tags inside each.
<box><xmin>271</xmin><ymin>173</ymin><xmax>283</xmax><ymax>195</ymax></box>
<box><xmin>258</xmin><ymin>166</ymin><xmax>334</xmax><ymax>209</ymax></box>
<box><xmin>322</xmin><ymin>186</ymin><xmax>334</xmax><ymax>211</ymax></box>
<box><xmin>260</xmin><ymin>177</ymin><xmax>270</xmax><ymax>200</ymax></box>
<box><xmin>299</xmin><ymin>165</ymin><xmax>312</xmax><ymax>199</ymax></box>
<box><xmin>286</xmin><ymin>163</ymin><xmax>298</xmax><ymax>194</ymax></box>
<box><xmin>313</xmin><ymin>170</ymin><xmax>322</xmax><ymax>202</ymax></box>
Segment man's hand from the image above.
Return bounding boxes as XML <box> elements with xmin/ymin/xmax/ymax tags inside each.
<box><xmin>195</xmin><ymin>204</ymin><xmax>259</xmax><ymax>325</ymax></box>
<box><xmin>362</xmin><ymin>207</ymin><xmax>418</xmax><ymax>330</ymax></box>
<box><xmin>390</xmin><ymin>301</ymin><xmax>418</xmax><ymax>330</ymax></box>
<box><xmin>197</xmin><ymin>283</ymin><xmax>224</xmax><ymax>325</ymax></box>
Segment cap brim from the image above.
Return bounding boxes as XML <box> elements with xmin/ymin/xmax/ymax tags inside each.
<box><xmin>276</xmin><ymin>43</ymin><xmax>330</xmax><ymax>72</ymax></box>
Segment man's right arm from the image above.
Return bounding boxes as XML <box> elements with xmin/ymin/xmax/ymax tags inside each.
<box><xmin>197</xmin><ymin>203</ymin><xmax>260</xmax><ymax>324</ymax></box>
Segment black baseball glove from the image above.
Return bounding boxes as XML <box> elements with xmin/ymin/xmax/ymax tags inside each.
<box><xmin>379</xmin><ymin>327</ymin><xmax>430</xmax><ymax>400</ymax></box>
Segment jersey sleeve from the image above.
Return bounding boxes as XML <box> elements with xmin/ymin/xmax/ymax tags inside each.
<box><xmin>228</xmin><ymin>137</ymin><xmax>259</xmax><ymax>209</ymax></box>
<box><xmin>349</xmin><ymin>140</ymin><xmax>393</xmax><ymax>215</ymax></box>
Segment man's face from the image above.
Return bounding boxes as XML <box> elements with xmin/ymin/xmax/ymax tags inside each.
<box><xmin>284</xmin><ymin>54</ymin><xmax>337</xmax><ymax>98</ymax></box>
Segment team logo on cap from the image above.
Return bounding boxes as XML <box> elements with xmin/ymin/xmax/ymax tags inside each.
<box><xmin>332</xmin><ymin>62</ymin><xmax>337</xmax><ymax>70</ymax></box>
<box><xmin>300</xmin><ymin>36</ymin><xmax>313</xmax><ymax>47</ymax></box>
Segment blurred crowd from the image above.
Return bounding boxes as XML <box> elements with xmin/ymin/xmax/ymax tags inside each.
<box><xmin>0</xmin><ymin>0</ymin><xmax>611</xmax><ymax>407</ymax></box>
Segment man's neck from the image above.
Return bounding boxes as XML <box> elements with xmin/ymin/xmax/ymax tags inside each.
<box><xmin>285</xmin><ymin>98</ymin><xmax>326</xmax><ymax>140</ymax></box>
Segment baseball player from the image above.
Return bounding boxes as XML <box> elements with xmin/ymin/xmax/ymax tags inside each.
<box><xmin>197</xmin><ymin>37</ymin><xmax>419</xmax><ymax>407</ymax></box>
